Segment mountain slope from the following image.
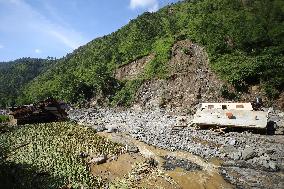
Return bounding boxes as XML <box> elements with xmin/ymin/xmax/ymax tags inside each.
<box><xmin>0</xmin><ymin>58</ymin><xmax>55</xmax><ymax>107</ymax></box>
<box><xmin>17</xmin><ymin>0</ymin><xmax>284</xmax><ymax>107</ymax></box>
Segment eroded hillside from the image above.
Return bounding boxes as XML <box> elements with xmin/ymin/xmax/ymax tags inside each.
<box><xmin>110</xmin><ymin>40</ymin><xmax>283</xmax><ymax>111</ymax></box>
<box><xmin>134</xmin><ymin>40</ymin><xmax>224</xmax><ymax>111</ymax></box>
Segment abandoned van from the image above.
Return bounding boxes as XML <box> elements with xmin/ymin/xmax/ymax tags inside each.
<box><xmin>191</xmin><ymin>102</ymin><xmax>270</xmax><ymax>132</ymax></box>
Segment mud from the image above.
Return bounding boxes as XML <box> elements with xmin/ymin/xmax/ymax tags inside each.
<box><xmin>168</xmin><ymin>169</ymin><xmax>232</xmax><ymax>189</ymax></box>
<box><xmin>91</xmin><ymin>153</ymin><xmax>144</xmax><ymax>181</ymax></box>
<box><xmin>94</xmin><ymin>132</ymin><xmax>232</xmax><ymax>189</ymax></box>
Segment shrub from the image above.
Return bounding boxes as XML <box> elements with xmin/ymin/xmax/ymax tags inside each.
<box><xmin>0</xmin><ymin>115</ymin><xmax>9</xmax><ymax>123</ymax></box>
<box><xmin>110</xmin><ymin>79</ymin><xmax>144</xmax><ymax>107</ymax></box>
<box><xmin>220</xmin><ymin>85</ymin><xmax>239</xmax><ymax>100</ymax></box>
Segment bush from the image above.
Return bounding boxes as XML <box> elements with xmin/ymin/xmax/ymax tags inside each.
<box><xmin>144</xmin><ymin>37</ymin><xmax>174</xmax><ymax>79</ymax></box>
<box><xmin>110</xmin><ymin>79</ymin><xmax>144</xmax><ymax>107</ymax></box>
<box><xmin>264</xmin><ymin>85</ymin><xmax>280</xmax><ymax>100</ymax></box>
<box><xmin>220</xmin><ymin>85</ymin><xmax>239</xmax><ymax>100</ymax></box>
<box><xmin>0</xmin><ymin>115</ymin><xmax>9</xmax><ymax>123</ymax></box>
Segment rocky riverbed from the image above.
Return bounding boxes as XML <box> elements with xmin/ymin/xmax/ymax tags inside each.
<box><xmin>68</xmin><ymin>108</ymin><xmax>284</xmax><ymax>189</ymax></box>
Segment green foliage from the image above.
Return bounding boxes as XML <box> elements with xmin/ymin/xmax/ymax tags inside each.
<box><xmin>212</xmin><ymin>52</ymin><xmax>284</xmax><ymax>93</ymax></box>
<box><xmin>110</xmin><ymin>79</ymin><xmax>144</xmax><ymax>107</ymax></box>
<box><xmin>1</xmin><ymin>0</ymin><xmax>283</xmax><ymax>105</ymax></box>
<box><xmin>144</xmin><ymin>37</ymin><xmax>174</xmax><ymax>79</ymax></box>
<box><xmin>0</xmin><ymin>115</ymin><xmax>9</xmax><ymax>123</ymax></box>
<box><xmin>264</xmin><ymin>84</ymin><xmax>281</xmax><ymax>100</ymax></box>
<box><xmin>0</xmin><ymin>58</ymin><xmax>55</xmax><ymax>107</ymax></box>
<box><xmin>0</xmin><ymin>122</ymin><xmax>123</xmax><ymax>188</ymax></box>
<box><xmin>220</xmin><ymin>85</ymin><xmax>239</xmax><ymax>100</ymax></box>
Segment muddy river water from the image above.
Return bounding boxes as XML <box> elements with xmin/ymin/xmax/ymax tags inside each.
<box><xmin>92</xmin><ymin>132</ymin><xmax>232</xmax><ymax>189</ymax></box>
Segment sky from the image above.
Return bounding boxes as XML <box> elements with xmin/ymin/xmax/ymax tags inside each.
<box><xmin>0</xmin><ymin>0</ymin><xmax>180</xmax><ymax>62</ymax></box>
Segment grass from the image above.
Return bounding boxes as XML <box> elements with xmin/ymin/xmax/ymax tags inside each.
<box><xmin>0</xmin><ymin>122</ymin><xmax>124</xmax><ymax>189</ymax></box>
<box><xmin>0</xmin><ymin>115</ymin><xmax>9</xmax><ymax>123</ymax></box>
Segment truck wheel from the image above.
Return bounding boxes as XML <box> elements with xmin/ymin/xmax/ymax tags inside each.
<box><xmin>266</xmin><ymin>121</ymin><xmax>276</xmax><ymax>135</ymax></box>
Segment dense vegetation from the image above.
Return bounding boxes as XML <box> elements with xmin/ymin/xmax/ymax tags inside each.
<box><xmin>1</xmin><ymin>0</ymin><xmax>284</xmax><ymax>106</ymax></box>
<box><xmin>0</xmin><ymin>58</ymin><xmax>55</xmax><ymax>107</ymax></box>
<box><xmin>0</xmin><ymin>115</ymin><xmax>9</xmax><ymax>123</ymax></box>
<box><xmin>0</xmin><ymin>122</ymin><xmax>123</xmax><ymax>188</ymax></box>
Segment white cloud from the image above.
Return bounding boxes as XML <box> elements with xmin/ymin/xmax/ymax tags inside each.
<box><xmin>35</xmin><ymin>49</ymin><xmax>42</xmax><ymax>54</ymax></box>
<box><xmin>0</xmin><ymin>0</ymin><xmax>86</xmax><ymax>50</ymax></box>
<box><xmin>130</xmin><ymin>0</ymin><xmax>159</xmax><ymax>12</ymax></box>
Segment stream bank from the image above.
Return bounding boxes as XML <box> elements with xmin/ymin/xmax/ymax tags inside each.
<box><xmin>94</xmin><ymin>132</ymin><xmax>232</xmax><ymax>189</ymax></box>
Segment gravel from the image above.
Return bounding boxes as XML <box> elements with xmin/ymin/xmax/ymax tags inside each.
<box><xmin>68</xmin><ymin>107</ymin><xmax>284</xmax><ymax>189</ymax></box>
<box><xmin>162</xmin><ymin>156</ymin><xmax>202</xmax><ymax>171</ymax></box>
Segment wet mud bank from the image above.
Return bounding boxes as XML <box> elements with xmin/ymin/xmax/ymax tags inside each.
<box><xmin>95</xmin><ymin>132</ymin><xmax>232</xmax><ymax>189</ymax></box>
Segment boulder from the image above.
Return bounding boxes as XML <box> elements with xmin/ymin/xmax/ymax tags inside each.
<box><xmin>127</xmin><ymin>144</ymin><xmax>139</xmax><ymax>153</ymax></box>
<box><xmin>241</xmin><ymin>147</ymin><xmax>257</xmax><ymax>160</ymax></box>
<box><xmin>89</xmin><ymin>155</ymin><xmax>107</xmax><ymax>165</ymax></box>
<box><xmin>96</xmin><ymin>125</ymin><xmax>106</xmax><ymax>132</ymax></box>
<box><xmin>79</xmin><ymin>151</ymin><xmax>89</xmax><ymax>158</ymax></box>
<box><xmin>229</xmin><ymin>151</ymin><xmax>241</xmax><ymax>160</ymax></box>
<box><xmin>228</xmin><ymin>138</ymin><xmax>236</xmax><ymax>146</ymax></box>
<box><xmin>106</xmin><ymin>127</ymin><xmax>117</xmax><ymax>133</ymax></box>
<box><xmin>107</xmin><ymin>155</ymin><xmax>118</xmax><ymax>162</ymax></box>
<box><xmin>268</xmin><ymin>161</ymin><xmax>278</xmax><ymax>171</ymax></box>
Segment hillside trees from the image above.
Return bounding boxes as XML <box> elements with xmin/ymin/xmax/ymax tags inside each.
<box><xmin>1</xmin><ymin>0</ymin><xmax>283</xmax><ymax>106</ymax></box>
<box><xmin>0</xmin><ymin>58</ymin><xmax>55</xmax><ymax>107</ymax></box>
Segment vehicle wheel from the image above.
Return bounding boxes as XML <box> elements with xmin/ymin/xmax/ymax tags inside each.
<box><xmin>266</xmin><ymin>121</ymin><xmax>276</xmax><ymax>135</ymax></box>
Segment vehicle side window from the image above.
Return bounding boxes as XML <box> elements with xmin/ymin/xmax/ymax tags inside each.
<box><xmin>236</xmin><ymin>105</ymin><xmax>244</xmax><ymax>108</ymax></box>
<box><xmin>208</xmin><ymin>105</ymin><xmax>214</xmax><ymax>109</ymax></box>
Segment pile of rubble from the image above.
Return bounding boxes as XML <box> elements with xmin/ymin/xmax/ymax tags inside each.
<box><xmin>9</xmin><ymin>97</ymin><xmax>68</xmax><ymax>125</ymax></box>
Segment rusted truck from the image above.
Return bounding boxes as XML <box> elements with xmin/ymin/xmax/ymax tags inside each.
<box><xmin>9</xmin><ymin>97</ymin><xmax>68</xmax><ymax>125</ymax></box>
<box><xmin>191</xmin><ymin>102</ymin><xmax>276</xmax><ymax>134</ymax></box>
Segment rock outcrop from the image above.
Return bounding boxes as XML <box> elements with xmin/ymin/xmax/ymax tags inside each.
<box><xmin>134</xmin><ymin>40</ymin><xmax>224</xmax><ymax>112</ymax></box>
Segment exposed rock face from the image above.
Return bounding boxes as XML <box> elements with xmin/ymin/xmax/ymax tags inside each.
<box><xmin>276</xmin><ymin>93</ymin><xmax>284</xmax><ymax>110</ymax></box>
<box><xmin>135</xmin><ymin>41</ymin><xmax>224</xmax><ymax>112</ymax></box>
<box><xmin>115</xmin><ymin>54</ymin><xmax>154</xmax><ymax>80</ymax></box>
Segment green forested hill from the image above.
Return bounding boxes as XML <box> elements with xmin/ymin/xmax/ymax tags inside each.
<box><xmin>0</xmin><ymin>58</ymin><xmax>55</xmax><ymax>107</ymax></box>
<box><xmin>6</xmin><ymin>0</ymin><xmax>284</xmax><ymax>106</ymax></box>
